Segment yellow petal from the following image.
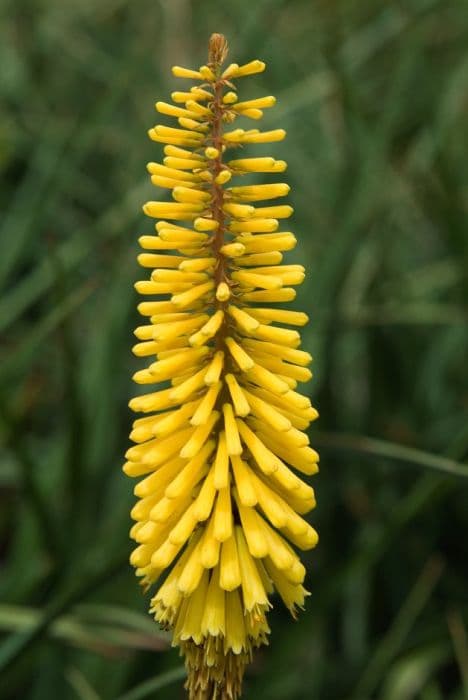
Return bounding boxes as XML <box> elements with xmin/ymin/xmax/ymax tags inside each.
<box><xmin>222</xmin><ymin>403</ymin><xmax>243</xmax><ymax>455</ymax></box>
<box><xmin>213</xmin><ymin>483</ymin><xmax>233</xmax><ymax>542</ymax></box>
<box><xmin>219</xmin><ymin>533</ymin><xmax>242</xmax><ymax>591</ymax></box>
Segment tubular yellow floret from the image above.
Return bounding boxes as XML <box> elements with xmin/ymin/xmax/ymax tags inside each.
<box><xmin>222</xmin><ymin>90</ymin><xmax>238</xmax><ymax>104</ymax></box>
<box><xmin>222</xmin><ymin>202</ymin><xmax>255</xmax><ymax>218</ymax></box>
<box><xmin>216</xmin><ymin>282</ymin><xmax>230</xmax><ymax>301</ymax></box>
<box><xmin>220</xmin><ymin>242</ymin><xmax>246</xmax><ymax>257</ymax></box>
<box><xmin>230</xmin><ymin>60</ymin><xmax>266</xmax><ymax>77</ymax></box>
<box><xmin>228</xmin><ymin>183</ymin><xmax>290</xmax><ymax>200</ymax></box>
<box><xmin>205</xmin><ymin>146</ymin><xmax>220</xmax><ymax>159</ymax></box>
<box><xmin>214</xmin><ymin>170</ymin><xmax>232</xmax><ymax>185</ymax></box>
<box><xmin>172</xmin><ymin>66</ymin><xmax>203</xmax><ymax>80</ymax></box>
<box><xmin>239</xmin><ymin>108</ymin><xmax>263</xmax><ymax>120</ymax></box>
<box><xmin>155</xmin><ymin>101</ymin><xmax>202</xmax><ymax>119</ymax></box>
<box><xmin>222</xmin><ymin>64</ymin><xmax>239</xmax><ymax>79</ymax></box>
<box><xmin>243</xmin><ymin>129</ymin><xmax>286</xmax><ymax>143</ymax></box>
<box><xmin>125</xmin><ymin>32</ymin><xmax>318</xmax><ymax>700</ymax></box>
<box><xmin>234</xmin><ymin>95</ymin><xmax>276</xmax><ymax>110</ymax></box>
<box><xmin>194</xmin><ymin>217</ymin><xmax>218</xmax><ymax>231</ymax></box>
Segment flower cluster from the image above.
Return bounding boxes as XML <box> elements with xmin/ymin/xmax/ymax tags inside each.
<box><xmin>125</xmin><ymin>33</ymin><xmax>319</xmax><ymax>700</ymax></box>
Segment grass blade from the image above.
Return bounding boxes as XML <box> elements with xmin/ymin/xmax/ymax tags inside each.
<box><xmin>116</xmin><ymin>667</ymin><xmax>186</xmax><ymax>700</ymax></box>
<box><xmin>314</xmin><ymin>432</ymin><xmax>468</xmax><ymax>479</ymax></box>
<box><xmin>351</xmin><ymin>557</ymin><xmax>444</xmax><ymax>699</ymax></box>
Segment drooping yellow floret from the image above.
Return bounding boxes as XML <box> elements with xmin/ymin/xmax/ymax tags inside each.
<box><xmin>125</xmin><ymin>32</ymin><xmax>319</xmax><ymax>700</ymax></box>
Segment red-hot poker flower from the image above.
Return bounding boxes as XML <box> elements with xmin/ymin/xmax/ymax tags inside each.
<box><xmin>125</xmin><ymin>33</ymin><xmax>319</xmax><ymax>700</ymax></box>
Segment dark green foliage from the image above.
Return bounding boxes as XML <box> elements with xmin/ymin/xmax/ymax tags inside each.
<box><xmin>1</xmin><ymin>1</ymin><xmax>467</xmax><ymax>698</ymax></box>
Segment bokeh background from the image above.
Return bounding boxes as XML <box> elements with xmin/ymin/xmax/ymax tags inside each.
<box><xmin>1</xmin><ymin>1</ymin><xmax>468</xmax><ymax>698</ymax></box>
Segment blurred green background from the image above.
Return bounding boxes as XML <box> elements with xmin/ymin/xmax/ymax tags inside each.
<box><xmin>1</xmin><ymin>0</ymin><xmax>468</xmax><ymax>698</ymax></box>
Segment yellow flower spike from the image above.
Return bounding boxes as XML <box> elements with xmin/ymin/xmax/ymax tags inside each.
<box><xmin>126</xmin><ymin>32</ymin><xmax>318</xmax><ymax>700</ymax></box>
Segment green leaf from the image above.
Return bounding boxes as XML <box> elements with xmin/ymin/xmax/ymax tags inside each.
<box><xmin>0</xmin><ymin>603</ymin><xmax>169</xmax><ymax>655</ymax></box>
<box><xmin>65</xmin><ymin>667</ymin><xmax>102</xmax><ymax>700</ymax></box>
<box><xmin>116</xmin><ymin>667</ymin><xmax>186</xmax><ymax>700</ymax></box>
<box><xmin>314</xmin><ymin>432</ymin><xmax>468</xmax><ymax>479</ymax></box>
<box><xmin>352</xmin><ymin>558</ymin><xmax>444</xmax><ymax>699</ymax></box>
